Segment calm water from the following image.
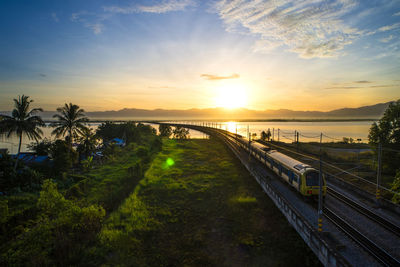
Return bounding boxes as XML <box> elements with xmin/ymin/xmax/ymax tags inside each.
<box><xmin>1</xmin><ymin>121</ymin><xmax>373</xmax><ymax>154</ymax></box>
<box><xmin>0</xmin><ymin>123</ymin><xmax>208</xmax><ymax>154</ymax></box>
<box><xmin>171</xmin><ymin>120</ymin><xmax>375</xmax><ymax>143</ymax></box>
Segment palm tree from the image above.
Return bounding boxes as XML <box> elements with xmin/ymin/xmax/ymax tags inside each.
<box><xmin>51</xmin><ymin>103</ymin><xmax>89</xmax><ymax>149</ymax></box>
<box><xmin>0</xmin><ymin>95</ymin><xmax>44</xmax><ymax>170</ymax></box>
<box><xmin>77</xmin><ymin>128</ymin><xmax>99</xmax><ymax>159</ymax></box>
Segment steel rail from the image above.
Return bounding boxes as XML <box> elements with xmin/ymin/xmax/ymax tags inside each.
<box><xmin>163</xmin><ymin>124</ymin><xmax>400</xmax><ymax>266</ymax></box>
<box><xmin>324</xmin><ymin>207</ymin><xmax>400</xmax><ymax>267</ymax></box>
<box><xmin>217</xmin><ymin>127</ymin><xmax>400</xmax><ymax>267</ymax></box>
<box><xmin>327</xmin><ymin>187</ymin><xmax>400</xmax><ymax>237</ymax></box>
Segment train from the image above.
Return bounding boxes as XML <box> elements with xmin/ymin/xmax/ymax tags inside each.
<box><xmin>230</xmin><ymin>132</ymin><xmax>326</xmax><ymax>197</ymax></box>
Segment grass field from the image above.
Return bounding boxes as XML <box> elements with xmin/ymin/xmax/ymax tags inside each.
<box><xmin>95</xmin><ymin>138</ymin><xmax>320</xmax><ymax>266</ymax></box>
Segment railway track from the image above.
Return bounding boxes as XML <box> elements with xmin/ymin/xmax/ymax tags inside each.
<box><xmin>220</xmin><ymin>128</ymin><xmax>400</xmax><ymax>266</ymax></box>
<box><xmin>324</xmin><ymin>207</ymin><xmax>400</xmax><ymax>266</ymax></box>
<box><xmin>165</xmin><ymin>125</ymin><xmax>400</xmax><ymax>266</ymax></box>
<box><xmin>327</xmin><ymin>187</ymin><xmax>400</xmax><ymax>238</ymax></box>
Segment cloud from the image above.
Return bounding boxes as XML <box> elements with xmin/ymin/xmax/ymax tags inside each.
<box><xmin>147</xmin><ymin>85</ymin><xmax>175</xmax><ymax>89</ymax></box>
<box><xmin>380</xmin><ymin>35</ymin><xmax>394</xmax><ymax>43</ymax></box>
<box><xmin>104</xmin><ymin>0</ymin><xmax>195</xmax><ymax>14</ymax></box>
<box><xmin>39</xmin><ymin>73</ymin><xmax>46</xmax><ymax>77</ymax></box>
<box><xmin>200</xmin><ymin>73</ymin><xmax>240</xmax><ymax>80</ymax></box>
<box><xmin>369</xmin><ymin>85</ymin><xmax>396</xmax><ymax>88</ymax></box>
<box><xmin>394</xmin><ymin>11</ymin><xmax>400</xmax><ymax>16</ymax></box>
<box><xmin>354</xmin><ymin>80</ymin><xmax>372</xmax><ymax>83</ymax></box>
<box><xmin>325</xmin><ymin>83</ymin><xmax>395</xmax><ymax>89</ymax></box>
<box><xmin>86</xmin><ymin>23</ymin><xmax>103</xmax><ymax>34</ymax></box>
<box><xmin>71</xmin><ymin>11</ymin><xmax>108</xmax><ymax>34</ymax></box>
<box><xmin>71</xmin><ymin>12</ymin><xmax>83</xmax><ymax>21</ymax></box>
<box><xmin>51</xmin><ymin>12</ymin><xmax>59</xmax><ymax>22</ymax></box>
<box><xmin>214</xmin><ymin>0</ymin><xmax>362</xmax><ymax>58</ymax></box>
<box><xmin>378</xmin><ymin>22</ymin><xmax>400</xmax><ymax>32</ymax></box>
<box><xmin>325</xmin><ymin>86</ymin><xmax>360</xmax><ymax>90</ymax></box>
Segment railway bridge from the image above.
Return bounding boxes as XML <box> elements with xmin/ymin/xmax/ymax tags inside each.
<box><xmin>152</xmin><ymin>122</ymin><xmax>400</xmax><ymax>267</ymax></box>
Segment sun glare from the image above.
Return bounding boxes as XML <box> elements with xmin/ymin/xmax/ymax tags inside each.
<box><xmin>215</xmin><ymin>84</ymin><xmax>248</xmax><ymax>109</ymax></box>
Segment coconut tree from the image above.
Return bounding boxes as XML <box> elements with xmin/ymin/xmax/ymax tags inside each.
<box><xmin>77</xmin><ymin>127</ymin><xmax>99</xmax><ymax>159</ymax></box>
<box><xmin>0</xmin><ymin>95</ymin><xmax>44</xmax><ymax>170</ymax></box>
<box><xmin>51</xmin><ymin>103</ymin><xmax>89</xmax><ymax>149</ymax></box>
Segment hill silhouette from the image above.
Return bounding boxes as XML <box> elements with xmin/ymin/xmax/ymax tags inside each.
<box><xmin>0</xmin><ymin>101</ymin><xmax>393</xmax><ymax>120</ymax></box>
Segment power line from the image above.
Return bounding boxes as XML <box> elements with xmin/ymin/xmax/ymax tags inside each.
<box><xmin>262</xmin><ymin>140</ymin><xmax>398</xmax><ymax>195</ymax></box>
<box><xmin>322</xmin><ymin>133</ymin><xmax>342</xmax><ymax>140</ymax></box>
<box><xmin>299</xmin><ymin>133</ymin><xmax>321</xmax><ymax>138</ymax></box>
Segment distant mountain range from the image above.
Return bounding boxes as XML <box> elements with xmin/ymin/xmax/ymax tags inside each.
<box><xmin>0</xmin><ymin>101</ymin><xmax>393</xmax><ymax>120</ymax></box>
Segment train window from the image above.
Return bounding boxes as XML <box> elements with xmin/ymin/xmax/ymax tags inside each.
<box><xmin>305</xmin><ymin>171</ymin><xmax>320</xmax><ymax>186</ymax></box>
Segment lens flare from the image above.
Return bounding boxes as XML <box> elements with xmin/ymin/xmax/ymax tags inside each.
<box><xmin>166</xmin><ymin>158</ymin><xmax>175</xmax><ymax>166</ymax></box>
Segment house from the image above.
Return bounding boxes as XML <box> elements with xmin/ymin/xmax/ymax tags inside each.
<box><xmin>15</xmin><ymin>152</ymin><xmax>51</xmax><ymax>165</ymax></box>
<box><xmin>110</xmin><ymin>138</ymin><xmax>126</xmax><ymax>147</ymax></box>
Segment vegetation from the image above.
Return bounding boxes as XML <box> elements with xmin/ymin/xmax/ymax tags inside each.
<box><xmin>96</xmin><ymin>121</ymin><xmax>156</xmax><ymax>145</ymax></box>
<box><xmin>392</xmin><ymin>171</ymin><xmax>400</xmax><ymax>203</ymax></box>
<box><xmin>368</xmin><ymin>99</ymin><xmax>400</xmax><ymax>175</ymax></box>
<box><xmin>1</xmin><ymin>121</ymin><xmax>162</xmax><ymax>265</ymax></box>
<box><xmin>367</xmin><ymin>99</ymin><xmax>400</xmax><ymax>201</ymax></box>
<box><xmin>0</xmin><ymin>95</ymin><xmax>44</xmax><ymax>170</ymax></box>
<box><xmin>158</xmin><ymin>124</ymin><xmax>172</xmax><ymax>137</ymax></box>
<box><xmin>3</xmin><ymin>180</ymin><xmax>106</xmax><ymax>266</ymax></box>
<box><xmin>172</xmin><ymin>126</ymin><xmax>190</xmax><ymax>139</ymax></box>
<box><xmin>77</xmin><ymin>128</ymin><xmax>99</xmax><ymax>160</ymax></box>
<box><xmin>27</xmin><ymin>138</ymin><xmax>52</xmax><ymax>156</ymax></box>
<box><xmin>91</xmin><ymin>138</ymin><xmax>319</xmax><ymax>266</ymax></box>
<box><xmin>261</xmin><ymin>129</ymin><xmax>271</xmax><ymax>141</ymax></box>
<box><xmin>51</xmin><ymin>103</ymin><xmax>89</xmax><ymax>148</ymax></box>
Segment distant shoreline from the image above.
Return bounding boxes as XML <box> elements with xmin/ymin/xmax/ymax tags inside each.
<box><xmin>40</xmin><ymin>118</ymin><xmax>378</xmax><ymax>123</ymax></box>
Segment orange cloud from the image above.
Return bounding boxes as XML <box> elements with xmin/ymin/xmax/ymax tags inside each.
<box><xmin>200</xmin><ymin>73</ymin><xmax>240</xmax><ymax>80</ymax></box>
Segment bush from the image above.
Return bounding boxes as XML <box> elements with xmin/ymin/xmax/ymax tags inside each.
<box><xmin>50</xmin><ymin>140</ymin><xmax>77</xmax><ymax>174</ymax></box>
<box><xmin>391</xmin><ymin>170</ymin><xmax>400</xmax><ymax>204</ymax></box>
<box><xmin>4</xmin><ymin>180</ymin><xmax>106</xmax><ymax>265</ymax></box>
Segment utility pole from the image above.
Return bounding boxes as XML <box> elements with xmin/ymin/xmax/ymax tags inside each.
<box><xmin>272</xmin><ymin>128</ymin><xmax>274</xmax><ymax>141</ymax></box>
<box><xmin>236</xmin><ymin>124</ymin><xmax>238</xmax><ymax>144</ymax></box>
<box><xmin>278</xmin><ymin>128</ymin><xmax>280</xmax><ymax>142</ymax></box>
<box><xmin>376</xmin><ymin>142</ymin><xmax>382</xmax><ymax>200</ymax></box>
<box><xmin>247</xmin><ymin>125</ymin><xmax>249</xmax><ymax>141</ymax></box>
<box><xmin>294</xmin><ymin>130</ymin><xmax>297</xmax><ymax>143</ymax></box>
<box><xmin>318</xmin><ymin>133</ymin><xmax>323</xmax><ymax>232</ymax></box>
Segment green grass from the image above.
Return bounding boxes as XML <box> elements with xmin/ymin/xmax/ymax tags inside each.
<box><xmin>65</xmin><ymin>144</ymin><xmax>155</xmax><ymax>212</ymax></box>
<box><xmin>94</xmin><ymin>138</ymin><xmax>320</xmax><ymax>266</ymax></box>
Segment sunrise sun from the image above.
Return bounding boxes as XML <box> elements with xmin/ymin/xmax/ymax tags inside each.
<box><xmin>215</xmin><ymin>84</ymin><xmax>248</xmax><ymax>109</ymax></box>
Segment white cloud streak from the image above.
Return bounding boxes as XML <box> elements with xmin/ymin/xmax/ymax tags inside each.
<box><xmin>214</xmin><ymin>0</ymin><xmax>361</xmax><ymax>58</ymax></box>
<box><xmin>378</xmin><ymin>22</ymin><xmax>400</xmax><ymax>32</ymax></box>
<box><xmin>104</xmin><ymin>0</ymin><xmax>196</xmax><ymax>14</ymax></box>
<box><xmin>51</xmin><ymin>12</ymin><xmax>59</xmax><ymax>22</ymax></box>
<box><xmin>380</xmin><ymin>35</ymin><xmax>394</xmax><ymax>43</ymax></box>
<box><xmin>71</xmin><ymin>11</ymin><xmax>108</xmax><ymax>34</ymax></box>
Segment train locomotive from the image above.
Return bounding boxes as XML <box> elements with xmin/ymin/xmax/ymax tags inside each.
<box><xmin>232</xmin><ymin>133</ymin><xmax>326</xmax><ymax>197</ymax></box>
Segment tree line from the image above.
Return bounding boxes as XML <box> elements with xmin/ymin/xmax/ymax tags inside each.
<box><xmin>0</xmin><ymin>95</ymin><xmax>165</xmax><ymax>265</ymax></box>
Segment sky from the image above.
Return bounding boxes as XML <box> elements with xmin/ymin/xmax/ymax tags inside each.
<box><xmin>0</xmin><ymin>0</ymin><xmax>399</xmax><ymax>112</ymax></box>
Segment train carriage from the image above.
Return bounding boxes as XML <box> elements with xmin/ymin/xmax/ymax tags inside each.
<box><xmin>236</xmin><ymin>135</ymin><xmax>326</xmax><ymax>197</ymax></box>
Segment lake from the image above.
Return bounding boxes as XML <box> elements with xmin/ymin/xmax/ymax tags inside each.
<box><xmin>171</xmin><ymin>120</ymin><xmax>375</xmax><ymax>143</ymax></box>
<box><xmin>0</xmin><ymin>120</ymin><xmax>374</xmax><ymax>154</ymax></box>
<box><xmin>0</xmin><ymin>122</ymin><xmax>209</xmax><ymax>154</ymax></box>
